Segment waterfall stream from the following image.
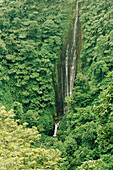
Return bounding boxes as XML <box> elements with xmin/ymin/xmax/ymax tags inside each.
<box><xmin>53</xmin><ymin>0</ymin><xmax>78</xmax><ymax>137</ymax></box>
<box><xmin>53</xmin><ymin>121</ymin><xmax>61</xmax><ymax>137</ymax></box>
<box><xmin>69</xmin><ymin>0</ymin><xmax>78</xmax><ymax>96</ymax></box>
<box><xmin>65</xmin><ymin>45</ymin><xmax>69</xmax><ymax>97</ymax></box>
<box><xmin>63</xmin><ymin>0</ymin><xmax>78</xmax><ymax>114</ymax></box>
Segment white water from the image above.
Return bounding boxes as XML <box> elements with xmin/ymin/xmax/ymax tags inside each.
<box><xmin>63</xmin><ymin>0</ymin><xmax>78</xmax><ymax>114</ymax></box>
<box><xmin>53</xmin><ymin>121</ymin><xmax>61</xmax><ymax>137</ymax></box>
<box><xmin>53</xmin><ymin>0</ymin><xmax>78</xmax><ymax>136</ymax></box>
<box><xmin>65</xmin><ymin>45</ymin><xmax>69</xmax><ymax>97</ymax></box>
<box><xmin>66</xmin><ymin>0</ymin><xmax>78</xmax><ymax>97</ymax></box>
<box><xmin>69</xmin><ymin>0</ymin><xmax>78</xmax><ymax>96</ymax></box>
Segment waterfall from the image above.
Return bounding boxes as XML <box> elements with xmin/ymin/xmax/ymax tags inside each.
<box><xmin>53</xmin><ymin>121</ymin><xmax>61</xmax><ymax>137</ymax></box>
<box><xmin>69</xmin><ymin>0</ymin><xmax>78</xmax><ymax>96</ymax></box>
<box><xmin>65</xmin><ymin>0</ymin><xmax>78</xmax><ymax>98</ymax></box>
<box><xmin>65</xmin><ymin>45</ymin><xmax>69</xmax><ymax>97</ymax></box>
<box><xmin>53</xmin><ymin>0</ymin><xmax>78</xmax><ymax>136</ymax></box>
<box><xmin>63</xmin><ymin>0</ymin><xmax>78</xmax><ymax>113</ymax></box>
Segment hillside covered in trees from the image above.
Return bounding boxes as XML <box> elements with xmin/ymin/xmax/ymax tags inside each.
<box><xmin>0</xmin><ymin>0</ymin><xmax>75</xmax><ymax>134</ymax></box>
<box><xmin>0</xmin><ymin>0</ymin><xmax>113</xmax><ymax>169</ymax></box>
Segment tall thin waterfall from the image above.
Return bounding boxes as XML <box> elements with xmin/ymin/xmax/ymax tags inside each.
<box><xmin>65</xmin><ymin>0</ymin><xmax>78</xmax><ymax>98</ymax></box>
<box><xmin>69</xmin><ymin>0</ymin><xmax>78</xmax><ymax>96</ymax></box>
<box><xmin>65</xmin><ymin>45</ymin><xmax>69</xmax><ymax>97</ymax></box>
<box><xmin>53</xmin><ymin>0</ymin><xmax>78</xmax><ymax>137</ymax></box>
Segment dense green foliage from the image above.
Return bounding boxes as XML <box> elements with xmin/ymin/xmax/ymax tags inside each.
<box><xmin>56</xmin><ymin>0</ymin><xmax>113</xmax><ymax>169</ymax></box>
<box><xmin>0</xmin><ymin>0</ymin><xmax>113</xmax><ymax>169</ymax></box>
<box><xmin>0</xmin><ymin>106</ymin><xmax>63</xmax><ymax>169</ymax></box>
<box><xmin>0</xmin><ymin>0</ymin><xmax>75</xmax><ymax>134</ymax></box>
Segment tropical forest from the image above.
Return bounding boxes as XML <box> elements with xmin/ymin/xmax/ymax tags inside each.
<box><xmin>0</xmin><ymin>0</ymin><xmax>113</xmax><ymax>169</ymax></box>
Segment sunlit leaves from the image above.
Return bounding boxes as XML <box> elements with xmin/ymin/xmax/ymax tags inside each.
<box><xmin>77</xmin><ymin>159</ymin><xmax>105</xmax><ymax>170</ymax></box>
<box><xmin>0</xmin><ymin>106</ymin><xmax>63</xmax><ymax>169</ymax></box>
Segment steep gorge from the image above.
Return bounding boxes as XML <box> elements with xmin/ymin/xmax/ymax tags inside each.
<box><xmin>54</xmin><ymin>0</ymin><xmax>79</xmax><ymax>116</ymax></box>
<box><xmin>53</xmin><ymin>0</ymin><xmax>79</xmax><ymax>135</ymax></box>
<box><xmin>0</xmin><ymin>0</ymin><xmax>113</xmax><ymax>169</ymax></box>
<box><xmin>0</xmin><ymin>0</ymin><xmax>79</xmax><ymax>135</ymax></box>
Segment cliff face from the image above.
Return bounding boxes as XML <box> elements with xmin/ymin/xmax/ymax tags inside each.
<box><xmin>56</xmin><ymin>0</ymin><xmax>113</xmax><ymax>169</ymax></box>
<box><xmin>53</xmin><ymin>0</ymin><xmax>80</xmax><ymax>116</ymax></box>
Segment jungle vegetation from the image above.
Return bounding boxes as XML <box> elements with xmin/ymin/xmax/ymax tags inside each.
<box><xmin>0</xmin><ymin>0</ymin><xmax>113</xmax><ymax>169</ymax></box>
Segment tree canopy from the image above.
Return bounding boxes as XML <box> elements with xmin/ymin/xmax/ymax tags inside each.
<box><xmin>0</xmin><ymin>106</ymin><xmax>63</xmax><ymax>169</ymax></box>
<box><xmin>0</xmin><ymin>0</ymin><xmax>113</xmax><ymax>169</ymax></box>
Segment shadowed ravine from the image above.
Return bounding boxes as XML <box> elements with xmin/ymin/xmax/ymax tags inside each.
<box><xmin>53</xmin><ymin>0</ymin><xmax>79</xmax><ymax>137</ymax></box>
